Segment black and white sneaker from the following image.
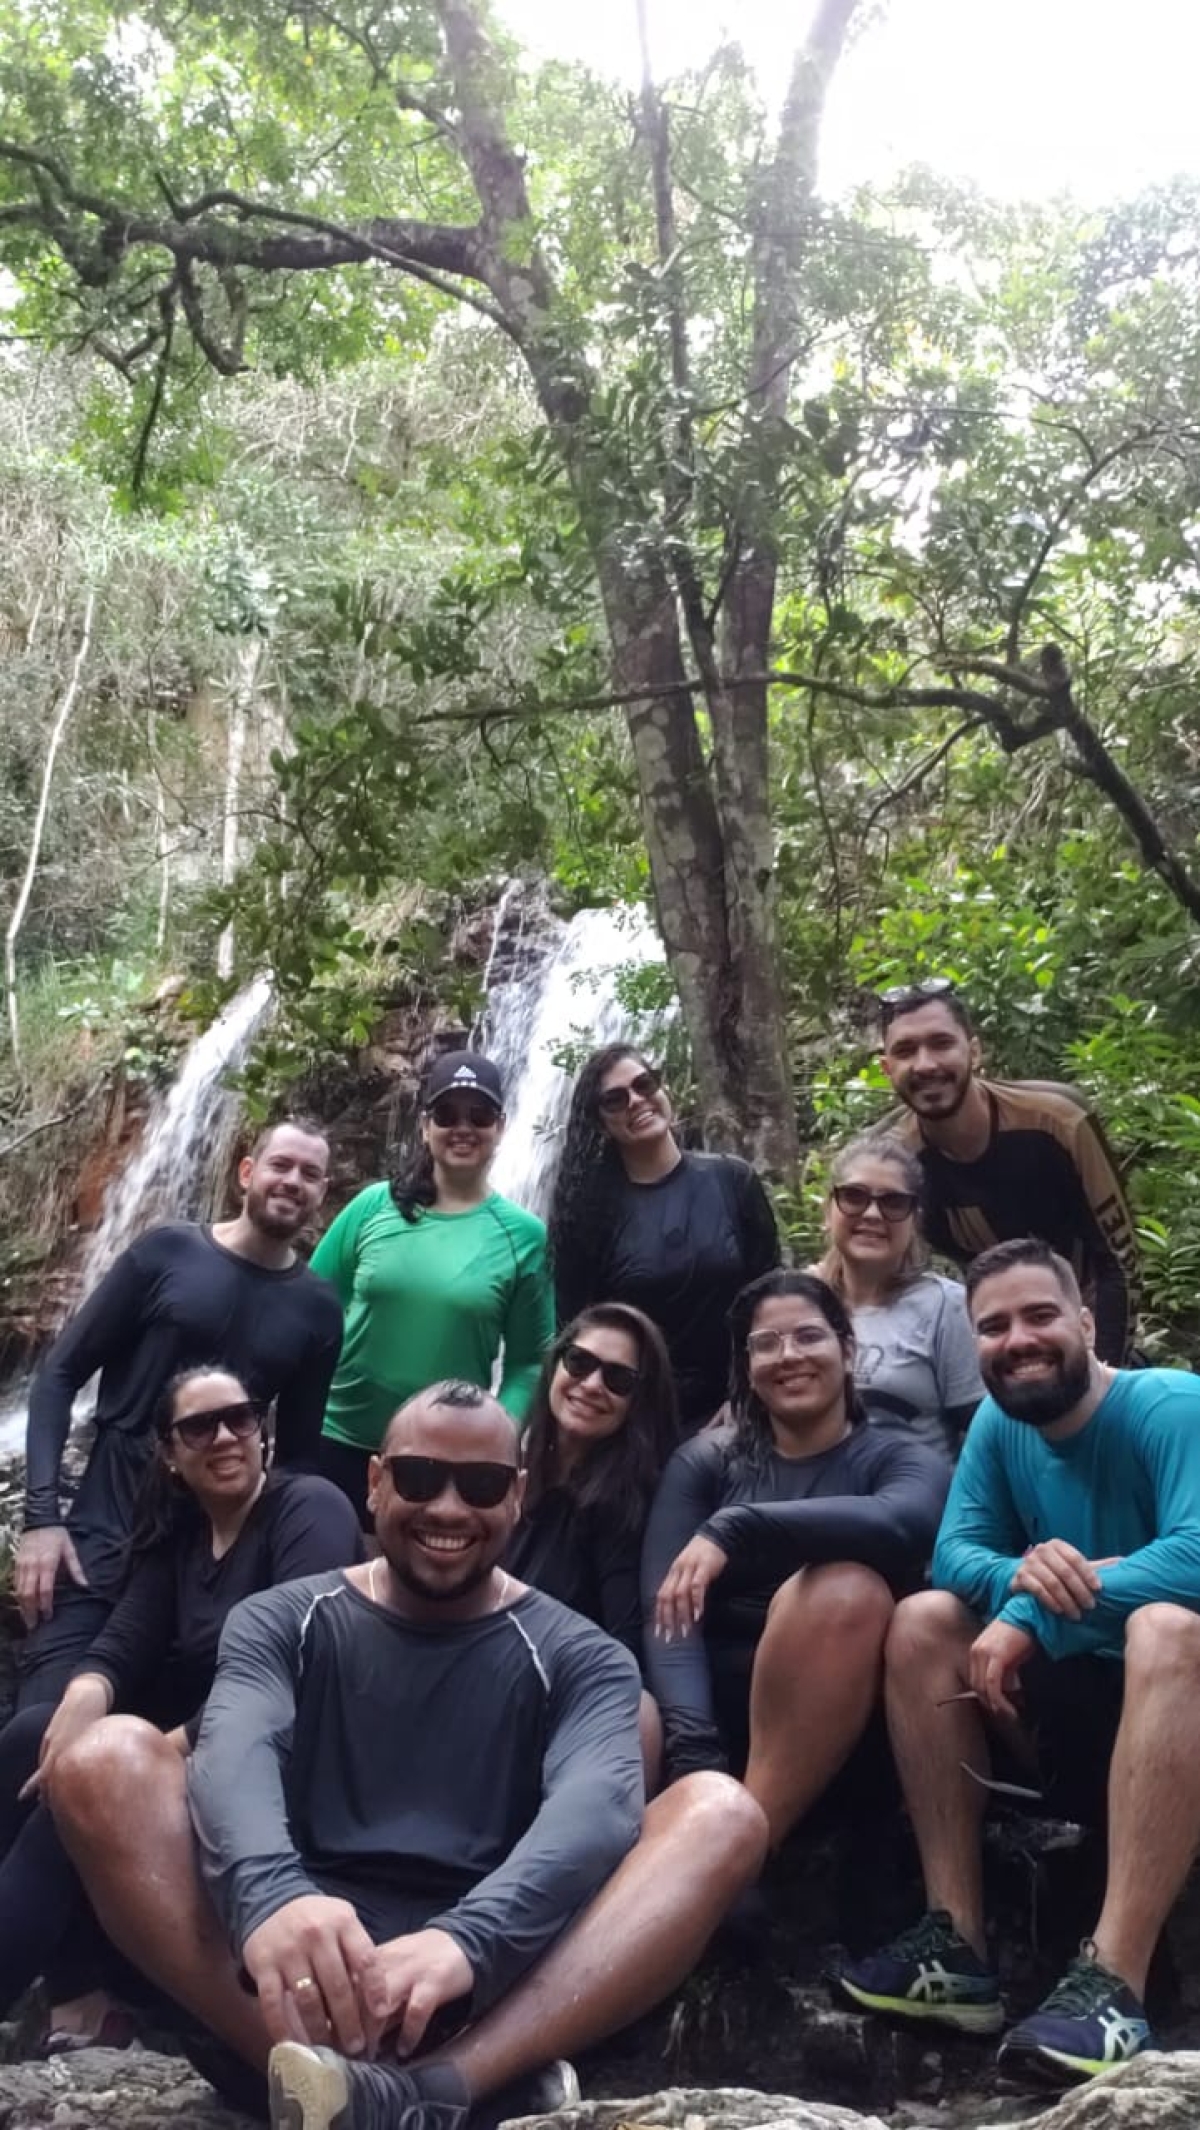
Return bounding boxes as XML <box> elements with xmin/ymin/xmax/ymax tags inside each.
<box><xmin>268</xmin><ymin>2045</ymin><xmax>470</xmax><ymax>2130</ymax></box>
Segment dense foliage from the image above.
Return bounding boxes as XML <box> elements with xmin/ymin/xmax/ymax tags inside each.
<box><xmin>1</xmin><ymin>4</ymin><xmax>1199</xmax><ymax>1350</ymax></box>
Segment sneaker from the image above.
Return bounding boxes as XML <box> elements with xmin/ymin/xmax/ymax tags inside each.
<box><xmin>997</xmin><ymin>1944</ymin><xmax>1155</xmax><ymax>2087</ymax></box>
<box><xmin>832</xmin><ymin>1910</ymin><xmax>1004</xmax><ymax>2035</ymax></box>
<box><xmin>268</xmin><ymin>2044</ymin><xmax>470</xmax><ymax>2130</ymax></box>
<box><xmin>475</xmin><ymin>2058</ymin><xmax>580</xmax><ymax>2128</ymax></box>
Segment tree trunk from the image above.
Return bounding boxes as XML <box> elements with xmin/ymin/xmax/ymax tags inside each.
<box><xmin>216</xmin><ymin>639</ymin><xmax>260</xmax><ymax>980</ymax></box>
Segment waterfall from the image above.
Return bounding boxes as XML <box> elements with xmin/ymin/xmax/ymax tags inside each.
<box><xmin>79</xmin><ymin>975</ymin><xmax>274</xmax><ymax>1289</ymax></box>
<box><xmin>488</xmin><ymin>904</ymin><xmax>672</xmax><ymax>1221</ymax></box>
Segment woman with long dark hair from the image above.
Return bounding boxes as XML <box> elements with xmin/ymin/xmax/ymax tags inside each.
<box><xmin>548</xmin><ymin>1044</ymin><xmax>779</xmax><ymax>1433</ymax></box>
<box><xmin>814</xmin><ymin>1133</ymin><xmax>981</xmax><ymax>1457</ymax></box>
<box><xmin>507</xmin><ymin>1303</ymin><xmax>678</xmax><ymax>1662</ymax></box>
<box><xmin>0</xmin><ymin>1365</ymin><xmax>360</xmax><ymax>2044</ymax></box>
<box><xmin>641</xmin><ymin>1270</ymin><xmax>950</xmax><ymax>1845</ymax></box>
<box><xmin>313</xmin><ymin>1051</ymin><xmax>554</xmax><ymax>1523</ymax></box>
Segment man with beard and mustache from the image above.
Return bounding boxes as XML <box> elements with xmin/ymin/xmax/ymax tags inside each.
<box><xmin>834</xmin><ymin>1237</ymin><xmax>1200</xmax><ymax>2090</ymax></box>
<box><xmin>47</xmin><ymin>1382</ymin><xmax>767</xmax><ymax>2130</ymax></box>
<box><xmin>879</xmin><ymin>982</ymin><xmax>1140</xmax><ymax>1362</ymax></box>
<box><xmin>14</xmin><ymin>1119</ymin><xmax>341</xmax><ymax>1707</ymax></box>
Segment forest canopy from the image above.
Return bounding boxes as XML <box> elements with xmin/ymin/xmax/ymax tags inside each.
<box><xmin>1</xmin><ymin>1</ymin><xmax>1200</xmax><ymax>1350</ymax></box>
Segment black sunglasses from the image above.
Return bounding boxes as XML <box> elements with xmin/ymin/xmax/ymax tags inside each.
<box><xmin>877</xmin><ymin>976</ymin><xmax>956</xmax><ymax>1028</ymax></box>
<box><xmin>427</xmin><ymin>1099</ymin><xmax>500</xmax><ymax>1130</ymax></box>
<box><xmin>167</xmin><ymin>1401</ymin><xmax>264</xmax><ymax>1451</ymax></box>
<box><xmin>560</xmin><ymin>1342</ymin><xmax>641</xmax><ymax>1399</ymax></box>
<box><xmin>596</xmin><ymin>1067</ymin><xmax>661</xmax><ymax>1117</ymax></box>
<box><xmin>384</xmin><ymin>1453</ymin><xmax>517</xmax><ymax>1510</ymax></box>
<box><xmin>831</xmin><ymin>1183</ymin><xmax>919</xmax><ymax>1223</ymax></box>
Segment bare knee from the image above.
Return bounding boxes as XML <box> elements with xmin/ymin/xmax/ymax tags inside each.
<box><xmin>885</xmin><ymin>1588</ymin><xmax>975</xmax><ymax>1679</ymax></box>
<box><xmin>664</xmin><ymin>1770</ymin><xmax>769</xmax><ymax>1878</ymax></box>
<box><xmin>1124</xmin><ymin>1603</ymin><xmax>1200</xmax><ymax>1680</ymax></box>
<box><xmin>767</xmin><ymin>1561</ymin><xmax>894</xmax><ymax>1645</ymax></box>
<box><xmin>48</xmin><ymin>1716</ymin><xmax>180</xmax><ymax>1841</ymax></box>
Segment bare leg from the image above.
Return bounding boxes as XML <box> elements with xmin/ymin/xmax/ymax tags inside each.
<box><xmin>742</xmin><ymin>1563</ymin><xmax>893</xmax><ymax>1846</ymax></box>
<box><xmin>1091</xmin><ymin>1605</ymin><xmax>1200</xmax><ymax>1996</ymax></box>
<box><xmin>48</xmin><ymin>1718</ymin><xmax>272</xmax><ymax>2069</ymax></box>
<box><xmin>430</xmin><ymin>1773</ymin><xmax>767</xmax><ymax>2098</ymax></box>
<box><xmin>638</xmin><ymin>1692</ymin><xmax>663</xmax><ymax>1796</ymax></box>
<box><xmin>884</xmin><ymin>1591</ymin><xmax>993</xmax><ymax>1958</ymax></box>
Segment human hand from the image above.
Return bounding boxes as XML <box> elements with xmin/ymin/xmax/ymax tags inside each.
<box><xmin>1010</xmin><ymin>1540</ymin><xmax>1100</xmax><ymax>1619</ymax></box>
<box><xmin>358</xmin><ymin>1928</ymin><xmax>474</xmax><ymax>2058</ymax></box>
<box><xmin>14</xmin><ymin>1526</ymin><xmax>89</xmax><ymax>1628</ymax></box>
<box><xmin>968</xmin><ymin>1620</ymin><xmax>1036</xmax><ymax>1719</ymax></box>
<box><xmin>243</xmin><ymin>1894</ymin><xmax>378</xmax><ymax>2056</ymax></box>
<box><xmin>654</xmin><ymin>1535</ymin><xmax>729</xmax><ymax>1642</ymax></box>
<box><xmin>20</xmin><ymin>1673</ymin><xmax>112</xmax><ymax>1800</ymax></box>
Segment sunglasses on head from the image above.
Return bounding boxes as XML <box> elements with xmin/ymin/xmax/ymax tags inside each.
<box><xmin>877</xmin><ymin>975</ymin><xmax>957</xmax><ymax>1028</ymax></box>
<box><xmin>167</xmin><ymin>1401</ymin><xmax>264</xmax><ymax>1451</ymax></box>
<box><xmin>426</xmin><ymin>1099</ymin><xmax>499</xmax><ymax>1131</ymax></box>
<box><xmin>384</xmin><ymin>1453</ymin><xmax>517</xmax><ymax>1509</ymax></box>
<box><xmin>560</xmin><ymin>1342</ymin><xmax>641</xmax><ymax>1399</ymax></box>
<box><xmin>831</xmin><ymin>1183</ymin><xmax>919</xmax><ymax>1223</ymax></box>
<box><xmin>596</xmin><ymin>1067</ymin><xmax>661</xmax><ymax>1117</ymax></box>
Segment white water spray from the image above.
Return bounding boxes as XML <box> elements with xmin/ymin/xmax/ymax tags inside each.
<box><xmin>488</xmin><ymin>905</ymin><xmax>671</xmax><ymax>1221</ymax></box>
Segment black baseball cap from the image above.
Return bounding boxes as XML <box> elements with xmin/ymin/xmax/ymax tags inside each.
<box><xmin>422</xmin><ymin>1051</ymin><xmax>505</xmax><ymax>1112</ymax></box>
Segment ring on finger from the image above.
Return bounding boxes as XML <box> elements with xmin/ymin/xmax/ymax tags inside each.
<box><xmin>292</xmin><ymin>1977</ymin><xmax>318</xmax><ymax>1996</ymax></box>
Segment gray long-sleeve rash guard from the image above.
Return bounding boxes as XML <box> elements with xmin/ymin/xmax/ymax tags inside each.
<box><xmin>187</xmin><ymin>1574</ymin><xmax>644</xmax><ymax>2013</ymax></box>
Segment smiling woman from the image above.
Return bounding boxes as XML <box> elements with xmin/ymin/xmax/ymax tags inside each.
<box><xmin>0</xmin><ymin>1365</ymin><xmax>362</xmax><ymax>2042</ymax></box>
<box><xmin>641</xmin><ymin>1269</ymin><xmax>950</xmax><ymax>1842</ymax></box>
<box><xmin>312</xmin><ymin>1053</ymin><xmax>554</xmax><ymax>1526</ymax></box>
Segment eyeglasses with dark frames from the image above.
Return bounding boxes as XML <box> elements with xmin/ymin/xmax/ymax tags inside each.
<box><xmin>384</xmin><ymin>1454</ymin><xmax>517</xmax><ymax>1510</ymax></box>
<box><xmin>426</xmin><ymin>1099</ymin><xmax>500</xmax><ymax>1131</ymax></box>
<box><xmin>166</xmin><ymin>1401</ymin><xmax>265</xmax><ymax>1451</ymax></box>
<box><xmin>596</xmin><ymin>1068</ymin><xmax>661</xmax><ymax>1117</ymax></box>
<box><xmin>560</xmin><ymin>1342</ymin><xmax>641</xmax><ymax>1399</ymax></box>
<box><xmin>831</xmin><ymin>1183</ymin><xmax>919</xmax><ymax>1223</ymax></box>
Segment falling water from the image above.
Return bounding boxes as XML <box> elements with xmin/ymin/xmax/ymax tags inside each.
<box><xmin>488</xmin><ymin>904</ymin><xmax>671</xmax><ymax>1221</ymax></box>
<box><xmin>79</xmin><ymin>975</ymin><xmax>274</xmax><ymax>1289</ymax></box>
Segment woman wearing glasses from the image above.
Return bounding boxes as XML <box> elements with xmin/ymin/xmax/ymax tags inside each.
<box><xmin>815</xmin><ymin>1134</ymin><xmax>981</xmax><ymax>1459</ymax></box>
<box><xmin>0</xmin><ymin>1365</ymin><xmax>360</xmax><ymax>2041</ymax></box>
<box><xmin>507</xmin><ymin>1304</ymin><xmax>678</xmax><ymax>1663</ymax></box>
<box><xmin>549</xmin><ymin>1045</ymin><xmax>779</xmax><ymax>1434</ymax></box>
<box><xmin>642</xmin><ymin>1269</ymin><xmax>949</xmax><ymax>1843</ymax></box>
<box><xmin>313</xmin><ymin>1051</ymin><xmax>554</xmax><ymax>1523</ymax></box>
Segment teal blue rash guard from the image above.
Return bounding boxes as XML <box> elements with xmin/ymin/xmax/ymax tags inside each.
<box><xmin>932</xmin><ymin>1368</ymin><xmax>1200</xmax><ymax>1661</ymax></box>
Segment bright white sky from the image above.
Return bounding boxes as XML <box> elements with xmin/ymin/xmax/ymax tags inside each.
<box><xmin>500</xmin><ymin>0</ymin><xmax>1200</xmax><ymax>205</ymax></box>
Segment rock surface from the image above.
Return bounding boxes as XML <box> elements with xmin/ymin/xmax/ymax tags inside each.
<box><xmin>5</xmin><ymin>2057</ymin><xmax>1200</xmax><ymax>2130</ymax></box>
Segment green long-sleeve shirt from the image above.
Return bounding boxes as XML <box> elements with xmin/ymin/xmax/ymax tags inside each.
<box><xmin>932</xmin><ymin>1367</ymin><xmax>1200</xmax><ymax>1660</ymax></box>
<box><xmin>311</xmin><ymin>1183</ymin><xmax>553</xmax><ymax>1451</ymax></box>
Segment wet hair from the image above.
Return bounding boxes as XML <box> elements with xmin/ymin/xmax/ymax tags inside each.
<box><xmin>727</xmin><ymin>1269</ymin><xmax>865</xmax><ymax>1473</ymax></box>
<box><xmin>548</xmin><ymin>1045</ymin><xmax>668</xmax><ymax>1272</ymax></box>
<box><xmin>124</xmin><ymin>1365</ymin><xmax>263</xmax><ymax>1569</ymax></box>
<box><xmin>965</xmin><ymin>1236</ymin><xmax>1082</xmax><ymax>1311</ymax></box>
<box><xmin>380</xmin><ymin>1378</ymin><xmax>516</xmax><ymax>1455</ymax></box>
<box><xmin>248</xmin><ymin>1116</ymin><xmax>330</xmax><ymax>1160</ymax></box>
<box><xmin>882</xmin><ymin>990</ymin><xmax>976</xmax><ymax>1041</ymax></box>
<box><xmin>522</xmin><ymin>1304</ymin><xmax>679</xmax><ymax>1537</ymax></box>
<box><xmin>816</xmin><ymin>1132</ymin><xmax>928</xmax><ymax>1298</ymax></box>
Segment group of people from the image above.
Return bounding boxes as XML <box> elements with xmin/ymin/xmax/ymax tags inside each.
<box><xmin>0</xmin><ymin>978</ymin><xmax>1189</xmax><ymax>2128</ymax></box>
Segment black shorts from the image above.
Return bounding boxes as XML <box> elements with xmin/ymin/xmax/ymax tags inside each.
<box><xmin>1001</xmin><ymin>1652</ymin><xmax>1125</xmax><ymax>1826</ymax></box>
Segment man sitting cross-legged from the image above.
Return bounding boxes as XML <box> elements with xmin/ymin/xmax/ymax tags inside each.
<box><xmin>834</xmin><ymin>1236</ymin><xmax>1200</xmax><ymax>2090</ymax></box>
<box><xmin>47</xmin><ymin>1379</ymin><xmax>767</xmax><ymax>2130</ymax></box>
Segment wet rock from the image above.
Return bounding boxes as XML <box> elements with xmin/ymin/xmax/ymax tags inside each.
<box><xmin>0</xmin><ymin>2045</ymin><xmax>257</xmax><ymax>2129</ymax></box>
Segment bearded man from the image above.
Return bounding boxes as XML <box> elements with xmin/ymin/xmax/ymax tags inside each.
<box><xmin>833</xmin><ymin>1236</ymin><xmax>1200</xmax><ymax>2090</ymax></box>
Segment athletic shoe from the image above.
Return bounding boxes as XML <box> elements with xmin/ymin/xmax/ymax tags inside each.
<box><xmin>832</xmin><ymin>1909</ymin><xmax>1004</xmax><ymax>2034</ymax></box>
<box><xmin>476</xmin><ymin>2058</ymin><xmax>580</xmax><ymax>2127</ymax></box>
<box><xmin>268</xmin><ymin>2044</ymin><xmax>470</xmax><ymax>2130</ymax></box>
<box><xmin>996</xmin><ymin>1944</ymin><xmax>1155</xmax><ymax>2087</ymax></box>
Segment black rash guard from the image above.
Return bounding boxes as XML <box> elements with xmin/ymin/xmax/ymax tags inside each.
<box><xmin>894</xmin><ymin>1080</ymin><xmax>1141</xmax><ymax>1363</ymax></box>
<box><xmin>74</xmin><ymin>1472</ymin><xmax>363</xmax><ymax>1731</ymax></box>
<box><xmin>505</xmin><ymin>1491</ymin><xmax>645</xmax><ymax>1663</ymax></box>
<box><xmin>188</xmin><ymin>1576</ymin><xmax>643</xmax><ymax>2013</ymax></box>
<box><xmin>554</xmin><ymin>1153</ymin><xmax>780</xmax><ymax>1430</ymax></box>
<box><xmin>24</xmin><ymin>1224</ymin><xmax>345</xmax><ymax>1595</ymax></box>
<box><xmin>641</xmin><ymin>1425</ymin><xmax>951</xmax><ymax>1777</ymax></box>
